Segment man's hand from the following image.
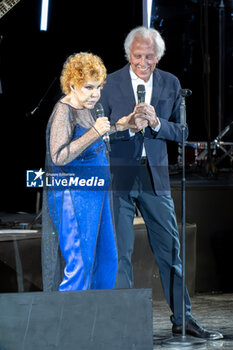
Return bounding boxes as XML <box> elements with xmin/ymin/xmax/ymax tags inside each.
<box><xmin>134</xmin><ymin>103</ymin><xmax>159</xmax><ymax>129</ymax></box>
<box><xmin>128</xmin><ymin>105</ymin><xmax>149</xmax><ymax>133</ymax></box>
<box><xmin>133</xmin><ymin>112</ymin><xmax>149</xmax><ymax>131</ymax></box>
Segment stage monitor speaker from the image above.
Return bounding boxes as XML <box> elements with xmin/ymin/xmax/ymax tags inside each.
<box><xmin>0</xmin><ymin>288</ymin><xmax>153</xmax><ymax>350</ymax></box>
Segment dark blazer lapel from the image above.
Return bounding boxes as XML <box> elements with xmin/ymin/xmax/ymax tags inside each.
<box><xmin>151</xmin><ymin>68</ymin><xmax>163</xmax><ymax>108</ymax></box>
<box><xmin>119</xmin><ymin>64</ymin><xmax>136</xmax><ymax>110</ymax></box>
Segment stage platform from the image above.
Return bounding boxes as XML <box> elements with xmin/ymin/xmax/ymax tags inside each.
<box><xmin>0</xmin><ymin>288</ymin><xmax>232</xmax><ymax>349</ymax></box>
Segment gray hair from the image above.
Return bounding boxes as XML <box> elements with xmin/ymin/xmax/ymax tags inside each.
<box><xmin>124</xmin><ymin>26</ymin><xmax>166</xmax><ymax>61</ymax></box>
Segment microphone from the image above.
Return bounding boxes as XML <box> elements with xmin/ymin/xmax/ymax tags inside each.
<box><xmin>137</xmin><ymin>85</ymin><xmax>146</xmax><ymax>134</ymax></box>
<box><xmin>179</xmin><ymin>88</ymin><xmax>192</xmax><ymax>97</ymax></box>
<box><xmin>137</xmin><ymin>84</ymin><xmax>146</xmax><ymax>103</ymax></box>
<box><xmin>94</xmin><ymin>103</ymin><xmax>111</xmax><ymax>152</ymax></box>
<box><xmin>179</xmin><ymin>88</ymin><xmax>192</xmax><ymax>126</ymax></box>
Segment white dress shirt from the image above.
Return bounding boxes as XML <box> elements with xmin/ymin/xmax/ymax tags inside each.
<box><xmin>129</xmin><ymin>67</ymin><xmax>161</xmax><ymax>157</ymax></box>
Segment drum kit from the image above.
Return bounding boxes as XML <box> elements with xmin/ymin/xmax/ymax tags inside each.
<box><xmin>178</xmin><ymin>122</ymin><xmax>233</xmax><ymax>171</ymax></box>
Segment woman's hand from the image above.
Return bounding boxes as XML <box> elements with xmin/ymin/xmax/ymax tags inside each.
<box><xmin>93</xmin><ymin>117</ymin><xmax>110</xmax><ymax>136</ymax></box>
<box><xmin>115</xmin><ymin>112</ymin><xmax>137</xmax><ymax>131</ymax></box>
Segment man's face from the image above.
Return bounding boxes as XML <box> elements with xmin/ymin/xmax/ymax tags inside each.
<box><xmin>129</xmin><ymin>37</ymin><xmax>158</xmax><ymax>82</ymax></box>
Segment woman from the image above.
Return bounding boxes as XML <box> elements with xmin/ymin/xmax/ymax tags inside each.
<box><xmin>42</xmin><ymin>52</ymin><xmax>134</xmax><ymax>291</ymax></box>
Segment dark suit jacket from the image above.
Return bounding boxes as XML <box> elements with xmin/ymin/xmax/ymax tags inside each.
<box><xmin>100</xmin><ymin>64</ymin><xmax>188</xmax><ymax>195</ymax></box>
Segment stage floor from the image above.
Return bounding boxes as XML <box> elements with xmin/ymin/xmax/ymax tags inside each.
<box><xmin>153</xmin><ymin>292</ymin><xmax>233</xmax><ymax>349</ymax></box>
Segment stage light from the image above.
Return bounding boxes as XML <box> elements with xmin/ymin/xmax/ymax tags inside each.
<box><xmin>40</xmin><ymin>0</ymin><xmax>49</xmax><ymax>31</ymax></box>
<box><xmin>147</xmin><ymin>0</ymin><xmax>152</xmax><ymax>28</ymax></box>
<box><xmin>143</xmin><ymin>0</ymin><xmax>153</xmax><ymax>28</ymax></box>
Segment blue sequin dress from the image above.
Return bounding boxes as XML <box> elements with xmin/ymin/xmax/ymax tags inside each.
<box><xmin>42</xmin><ymin>102</ymin><xmax>118</xmax><ymax>291</ymax></box>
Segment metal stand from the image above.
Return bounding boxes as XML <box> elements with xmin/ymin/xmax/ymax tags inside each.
<box><xmin>213</xmin><ymin>121</ymin><xmax>233</xmax><ymax>167</ymax></box>
<box><xmin>218</xmin><ymin>0</ymin><xmax>226</xmax><ymax>134</ymax></box>
<box><xmin>162</xmin><ymin>89</ymin><xmax>206</xmax><ymax>347</ymax></box>
<box><xmin>25</xmin><ymin>76</ymin><xmax>57</xmax><ymax>117</ymax></box>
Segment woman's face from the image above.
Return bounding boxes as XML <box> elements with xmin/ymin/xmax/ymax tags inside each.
<box><xmin>71</xmin><ymin>80</ymin><xmax>102</xmax><ymax>109</ymax></box>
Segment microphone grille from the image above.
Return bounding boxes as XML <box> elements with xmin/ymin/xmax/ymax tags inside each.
<box><xmin>179</xmin><ymin>89</ymin><xmax>192</xmax><ymax>97</ymax></box>
<box><xmin>137</xmin><ymin>84</ymin><xmax>145</xmax><ymax>94</ymax></box>
<box><xmin>94</xmin><ymin>103</ymin><xmax>104</xmax><ymax>118</ymax></box>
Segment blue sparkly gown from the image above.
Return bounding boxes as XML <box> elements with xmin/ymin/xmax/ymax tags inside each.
<box><xmin>42</xmin><ymin>102</ymin><xmax>118</xmax><ymax>291</ymax></box>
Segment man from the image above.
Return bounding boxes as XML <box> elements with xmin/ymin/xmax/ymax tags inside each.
<box><xmin>100</xmin><ymin>26</ymin><xmax>223</xmax><ymax>339</ymax></box>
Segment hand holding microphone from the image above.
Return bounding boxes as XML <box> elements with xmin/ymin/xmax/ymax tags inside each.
<box><xmin>133</xmin><ymin>109</ymin><xmax>149</xmax><ymax>131</ymax></box>
<box><xmin>93</xmin><ymin>116</ymin><xmax>110</xmax><ymax>136</ymax></box>
<box><xmin>135</xmin><ymin>103</ymin><xmax>159</xmax><ymax>129</ymax></box>
<box><xmin>94</xmin><ymin>103</ymin><xmax>111</xmax><ymax>152</ymax></box>
<box><xmin>129</xmin><ymin>84</ymin><xmax>148</xmax><ymax>132</ymax></box>
<box><xmin>131</xmin><ymin>84</ymin><xmax>159</xmax><ymax>132</ymax></box>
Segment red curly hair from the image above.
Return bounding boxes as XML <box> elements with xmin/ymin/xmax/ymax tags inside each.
<box><xmin>60</xmin><ymin>52</ymin><xmax>107</xmax><ymax>95</ymax></box>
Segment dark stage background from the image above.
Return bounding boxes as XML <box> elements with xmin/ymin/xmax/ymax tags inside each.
<box><xmin>0</xmin><ymin>0</ymin><xmax>232</xmax><ymax>213</ymax></box>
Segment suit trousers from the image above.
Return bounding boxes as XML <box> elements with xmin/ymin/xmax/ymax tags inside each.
<box><xmin>112</xmin><ymin>161</ymin><xmax>192</xmax><ymax>325</ymax></box>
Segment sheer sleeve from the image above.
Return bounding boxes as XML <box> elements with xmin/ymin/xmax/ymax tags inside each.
<box><xmin>49</xmin><ymin>102</ymin><xmax>100</xmax><ymax>166</ymax></box>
